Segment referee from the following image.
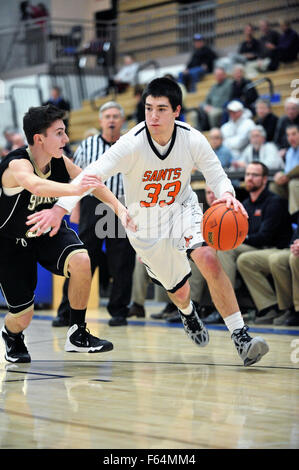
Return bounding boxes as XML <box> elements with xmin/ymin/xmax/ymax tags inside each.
<box><xmin>53</xmin><ymin>101</ymin><xmax>136</xmax><ymax>327</ymax></box>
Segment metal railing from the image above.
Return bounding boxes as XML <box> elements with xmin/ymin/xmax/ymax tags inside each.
<box><xmin>0</xmin><ymin>1</ymin><xmax>297</xmax><ymax>75</ymax></box>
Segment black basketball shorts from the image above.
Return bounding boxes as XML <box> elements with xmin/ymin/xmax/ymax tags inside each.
<box><xmin>0</xmin><ymin>220</ymin><xmax>87</xmax><ymax>316</ymax></box>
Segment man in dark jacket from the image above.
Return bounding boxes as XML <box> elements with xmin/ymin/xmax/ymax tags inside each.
<box><xmin>229</xmin><ymin>64</ymin><xmax>259</xmax><ymax>115</ymax></box>
<box><xmin>178</xmin><ymin>34</ymin><xmax>217</xmax><ymax>92</ymax></box>
<box><xmin>277</xmin><ymin>19</ymin><xmax>299</xmax><ymax>63</ymax></box>
<box><xmin>217</xmin><ymin>161</ymin><xmax>293</xmax><ymax>324</ymax></box>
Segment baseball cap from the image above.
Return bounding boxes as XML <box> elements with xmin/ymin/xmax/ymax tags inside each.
<box><xmin>227</xmin><ymin>100</ymin><xmax>244</xmax><ymax>112</ymax></box>
<box><xmin>193</xmin><ymin>33</ymin><xmax>204</xmax><ymax>41</ymax></box>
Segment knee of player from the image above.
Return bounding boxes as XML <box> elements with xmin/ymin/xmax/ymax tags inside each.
<box><xmin>194</xmin><ymin>247</ymin><xmax>221</xmax><ymax>277</ymax></box>
<box><xmin>67</xmin><ymin>252</ymin><xmax>91</xmax><ymax>276</ymax></box>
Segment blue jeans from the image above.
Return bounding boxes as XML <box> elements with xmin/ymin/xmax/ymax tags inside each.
<box><xmin>178</xmin><ymin>66</ymin><xmax>206</xmax><ymax>92</ymax></box>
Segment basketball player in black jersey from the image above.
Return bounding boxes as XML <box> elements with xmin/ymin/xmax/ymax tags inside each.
<box><xmin>0</xmin><ymin>104</ymin><xmax>134</xmax><ymax>363</ymax></box>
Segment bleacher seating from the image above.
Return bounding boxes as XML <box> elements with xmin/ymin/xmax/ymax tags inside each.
<box><xmin>68</xmin><ymin>61</ymin><xmax>299</xmax><ymax>145</ymax></box>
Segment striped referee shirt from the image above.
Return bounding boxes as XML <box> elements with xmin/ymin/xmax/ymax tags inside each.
<box><xmin>73</xmin><ymin>133</ymin><xmax>124</xmax><ymax>200</ymax></box>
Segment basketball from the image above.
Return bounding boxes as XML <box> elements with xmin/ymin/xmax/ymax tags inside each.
<box><xmin>202</xmin><ymin>202</ymin><xmax>248</xmax><ymax>251</ymax></box>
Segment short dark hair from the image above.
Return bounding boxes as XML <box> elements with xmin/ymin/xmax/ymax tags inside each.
<box><xmin>286</xmin><ymin>124</ymin><xmax>299</xmax><ymax>133</ymax></box>
<box><xmin>142</xmin><ymin>77</ymin><xmax>182</xmax><ymax>111</ymax></box>
<box><xmin>250</xmin><ymin>161</ymin><xmax>269</xmax><ymax>176</ymax></box>
<box><xmin>23</xmin><ymin>104</ymin><xmax>65</xmax><ymax>145</ymax></box>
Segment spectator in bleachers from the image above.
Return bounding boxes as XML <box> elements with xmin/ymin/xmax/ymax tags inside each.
<box><xmin>218</xmin><ymin>161</ymin><xmax>293</xmax><ymax>324</ymax></box>
<box><xmin>229</xmin><ymin>64</ymin><xmax>259</xmax><ymax>115</ymax></box>
<box><xmin>208</xmin><ymin>127</ymin><xmax>233</xmax><ymax>169</ymax></box>
<box><xmin>233</xmin><ymin>125</ymin><xmax>283</xmax><ymax>170</ymax></box>
<box><xmin>108</xmin><ymin>53</ymin><xmax>139</xmax><ymax>94</ymax></box>
<box><xmin>221</xmin><ymin>100</ymin><xmax>255</xmax><ymax>159</ymax></box>
<box><xmin>198</xmin><ymin>67</ymin><xmax>232</xmax><ymax>129</ymax></box>
<box><xmin>256</xmin><ymin>19</ymin><xmax>280</xmax><ymax>72</ymax></box>
<box><xmin>238</xmin><ymin>24</ymin><xmax>261</xmax><ymax>77</ymax></box>
<box><xmin>255</xmin><ymin>98</ymin><xmax>278</xmax><ymax>142</ymax></box>
<box><xmin>271</xmin><ymin>124</ymin><xmax>299</xmax><ymax>218</ymax></box>
<box><xmin>178</xmin><ymin>33</ymin><xmax>217</xmax><ymax>93</ymax></box>
<box><xmin>277</xmin><ymin>19</ymin><xmax>299</xmax><ymax>64</ymax></box>
<box><xmin>274</xmin><ymin>97</ymin><xmax>299</xmax><ymax>159</ymax></box>
<box><xmin>11</xmin><ymin>133</ymin><xmax>26</xmax><ymax>150</ymax></box>
<box><xmin>1</xmin><ymin>127</ymin><xmax>18</xmax><ymax>157</ymax></box>
<box><xmin>267</xmin><ymin>217</ymin><xmax>299</xmax><ymax>326</ymax></box>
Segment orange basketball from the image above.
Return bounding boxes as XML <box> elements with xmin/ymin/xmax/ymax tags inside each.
<box><xmin>201</xmin><ymin>203</ymin><xmax>248</xmax><ymax>251</ymax></box>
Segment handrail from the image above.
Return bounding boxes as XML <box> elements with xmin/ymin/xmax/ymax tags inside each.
<box><xmin>135</xmin><ymin>60</ymin><xmax>160</xmax><ymax>85</ymax></box>
<box><xmin>244</xmin><ymin>77</ymin><xmax>274</xmax><ymax>98</ymax></box>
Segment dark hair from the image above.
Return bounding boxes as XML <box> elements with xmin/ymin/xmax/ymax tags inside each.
<box><xmin>250</xmin><ymin>160</ymin><xmax>269</xmax><ymax>176</ymax></box>
<box><xmin>23</xmin><ymin>104</ymin><xmax>65</xmax><ymax>145</ymax></box>
<box><xmin>142</xmin><ymin>77</ymin><xmax>182</xmax><ymax>111</ymax></box>
<box><xmin>286</xmin><ymin>124</ymin><xmax>299</xmax><ymax>133</ymax></box>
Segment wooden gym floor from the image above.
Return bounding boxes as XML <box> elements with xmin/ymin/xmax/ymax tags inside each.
<box><xmin>0</xmin><ymin>303</ymin><xmax>298</xmax><ymax>450</ymax></box>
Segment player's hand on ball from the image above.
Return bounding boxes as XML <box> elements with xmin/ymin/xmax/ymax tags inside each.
<box><xmin>212</xmin><ymin>192</ymin><xmax>248</xmax><ymax>217</ymax></box>
<box><xmin>26</xmin><ymin>205</ymin><xmax>67</xmax><ymax>237</ymax></box>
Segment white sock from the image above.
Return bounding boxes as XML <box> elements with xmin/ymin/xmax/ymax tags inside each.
<box><xmin>224</xmin><ymin>312</ymin><xmax>244</xmax><ymax>334</ymax></box>
<box><xmin>180</xmin><ymin>302</ymin><xmax>193</xmax><ymax>316</ymax></box>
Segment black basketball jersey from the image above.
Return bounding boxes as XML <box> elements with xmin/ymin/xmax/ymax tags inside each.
<box><xmin>0</xmin><ymin>146</ymin><xmax>70</xmax><ymax>239</ymax></box>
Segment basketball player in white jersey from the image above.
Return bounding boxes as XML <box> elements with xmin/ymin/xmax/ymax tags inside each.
<box><xmin>27</xmin><ymin>78</ymin><xmax>269</xmax><ymax>366</ymax></box>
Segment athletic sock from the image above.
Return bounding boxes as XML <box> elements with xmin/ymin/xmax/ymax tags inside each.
<box><xmin>180</xmin><ymin>302</ymin><xmax>194</xmax><ymax>316</ymax></box>
<box><xmin>70</xmin><ymin>308</ymin><xmax>86</xmax><ymax>326</ymax></box>
<box><xmin>224</xmin><ymin>311</ymin><xmax>244</xmax><ymax>334</ymax></box>
<box><xmin>3</xmin><ymin>325</ymin><xmax>23</xmax><ymax>337</ymax></box>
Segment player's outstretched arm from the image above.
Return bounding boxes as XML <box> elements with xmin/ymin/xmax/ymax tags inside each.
<box><xmin>9</xmin><ymin>158</ymin><xmax>103</xmax><ymax>197</ymax></box>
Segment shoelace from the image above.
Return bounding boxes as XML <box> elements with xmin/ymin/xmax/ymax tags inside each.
<box><xmin>184</xmin><ymin>311</ymin><xmax>202</xmax><ymax>331</ymax></box>
<box><xmin>235</xmin><ymin>325</ymin><xmax>250</xmax><ymax>343</ymax></box>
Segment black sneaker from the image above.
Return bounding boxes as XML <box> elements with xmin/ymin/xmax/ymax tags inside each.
<box><xmin>108</xmin><ymin>317</ymin><xmax>128</xmax><ymax>326</ymax></box>
<box><xmin>179</xmin><ymin>307</ymin><xmax>209</xmax><ymax>347</ymax></box>
<box><xmin>231</xmin><ymin>325</ymin><xmax>269</xmax><ymax>366</ymax></box>
<box><xmin>151</xmin><ymin>302</ymin><xmax>177</xmax><ymax>320</ymax></box>
<box><xmin>52</xmin><ymin>316</ymin><xmax>70</xmax><ymax>327</ymax></box>
<box><xmin>1</xmin><ymin>325</ymin><xmax>31</xmax><ymax>363</ymax></box>
<box><xmin>127</xmin><ymin>302</ymin><xmax>145</xmax><ymax>318</ymax></box>
<box><xmin>65</xmin><ymin>323</ymin><xmax>113</xmax><ymax>353</ymax></box>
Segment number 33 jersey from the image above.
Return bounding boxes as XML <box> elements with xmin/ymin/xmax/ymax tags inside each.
<box><xmin>57</xmin><ymin>120</ymin><xmax>235</xmax><ymax>242</ymax></box>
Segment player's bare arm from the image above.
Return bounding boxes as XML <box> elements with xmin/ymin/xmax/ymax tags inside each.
<box><xmin>5</xmin><ymin>158</ymin><xmax>102</xmax><ymax>198</ymax></box>
<box><xmin>26</xmin><ymin>169</ymin><xmax>137</xmax><ymax>236</ymax></box>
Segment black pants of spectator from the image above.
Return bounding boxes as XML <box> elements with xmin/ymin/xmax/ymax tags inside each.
<box><xmin>56</xmin><ymin>197</ymin><xmax>136</xmax><ymax>320</ymax></box>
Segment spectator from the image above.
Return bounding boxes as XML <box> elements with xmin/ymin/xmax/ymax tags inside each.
<box><xmin>208</xmin><ymin>127</ymin><xmax>233</xmax><ymax>168</ymax></box>
<box><xmin>199</xmin><ymin>67</ymin><xmax>232</xmax><ymax>129</ymax></box>
<box><xmin>238</xmin><ymin>24</ymin><xmax>261</xmax><ymax>76</ymax></box>
<box><xmin>221</xmin><ymin>100</ymin><xmax>255</xmax><ymax>159</ymax></box>
<box><xmin>128</xmin><ymin>256</ymin><xmax>175</xmax><ymax>320</ymax></box>
<box><xmin>268</xmin><ymin>217</ymin><xmax>299</xmax><ymax>326</ymax></box>
<box><xmin>53</xmin><ymin>101</ymin><xmax>136</xmax><ymax>328</ymax></box>
<box><xmin>108</xmin><ymin>53</ymin><xmax>139</xmax><ymax>94</ymax></box>
<box><xmin>234</xmin><ymin>125</ymin><xmax>283</xmax><ymax>169</ymax></box>
<box><xmin>274</xmin><ymin>98</ymin><xmax>299</xmax><ymax>158</ymax></box>
<box><xmin>271</xmin><ymin>124</ymin><xmax>299</xmax><ymax>218</ymax></box>
<box><xmin>257</xmin><ymin>19</ymin><xmax>280</xmax><ymax>72</ymax></box>
<box><xmin>277</xmin><ymin>19</ymin><xmax>299</xmax><ymax>64</ymax></box>
<box><xmin>229</xmin><ymin>64</ymin><xmax>259</xmax><ymax>115</ymax></box>
<box><xmin>11</xmin><ymin>133</ymin><xmax>26</xmax><ymax>150</ymax></box>
<box><xmin>255</xmin><ymin>98</ymin><xmax>278</xmax><ymax>142</ymax></box>
<box><xmin>218</xmin><ymin>161</ymin><xmax>293</xmax><ymax>324</ymax></box>
<box><xmin>178</xmin><ymin>33</ymin><xmax>217</xmax><ymax>93</ymax></box>
<box><xmin>43</xmin><ymin>86</ymin><xmax>71</xmax><ymax>133</ymax></box>
<box><xmin>1</xmin><ymin>127</ymin><xmax>18</xmax><ymax>157</ymax></box>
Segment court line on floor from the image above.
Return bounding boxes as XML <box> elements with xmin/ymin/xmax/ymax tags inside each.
<box><xmin>1</xmin><ymin>312</ymin><xmax>297</xmax><ymax>337</ymax></box>
<box><xmin>0</xmin><ymin>407</ymin><xmax>211</xmax><ymax>449</ymax></box>
<box><xmin>7</xmin><ymin>358</ymin><xmax>298</xmax><ymax>371</ymax></box>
